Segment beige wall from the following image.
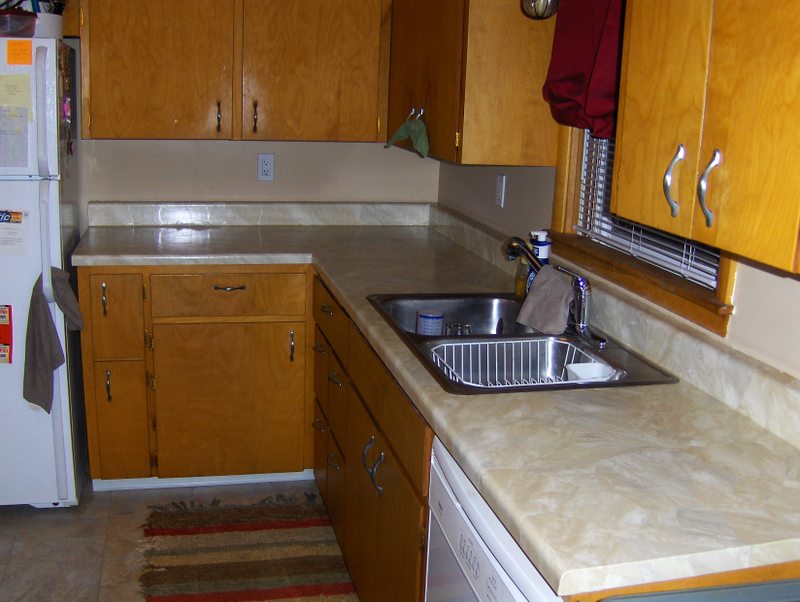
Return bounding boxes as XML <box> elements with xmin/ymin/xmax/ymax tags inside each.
<box><xmin>437</xmin><ymin>163</ymin><xmax>555</xmax><ymax>239</ymax></box>
<box><xmin>435</xmin><ymin>163</ymin><xmax>800</xmax><ymax>380</ymax></box>
<box><xmin>77</xmin><ymin>140</ymin><xmax>440</xmax><ymax>231</ymax></box>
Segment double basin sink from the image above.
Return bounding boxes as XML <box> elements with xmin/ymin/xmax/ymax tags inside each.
<box><xmin>368</xmin><ymin>293</ymin><xmax>675</xmax><ymax>394</ymax></box>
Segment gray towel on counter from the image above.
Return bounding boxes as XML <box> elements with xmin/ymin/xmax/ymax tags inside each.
<box><xmin>515</xmin><ymin>265</ymin><xmax>573</xmax><ymax>335</ymax></box>
<box><xmin>23</xmin><ymin>268</ymin><xmax>82</xmax><ymax>413</ymax></box>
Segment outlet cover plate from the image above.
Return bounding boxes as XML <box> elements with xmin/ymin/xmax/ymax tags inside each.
<box><xmin>495</xmin><ymin>174</ymin><xmax>507</xmax><ymax>207</ymax></box>
<box><xmin>258</xmin><ymin>153</ymin><xmax>275</xmax><ymax>181</ymax></box>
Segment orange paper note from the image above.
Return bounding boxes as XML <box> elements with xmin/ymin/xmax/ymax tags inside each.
<box><xmin>6</xmin><ymin>40</ymin><xmax>33</xmax><ymax>66</ymax></box>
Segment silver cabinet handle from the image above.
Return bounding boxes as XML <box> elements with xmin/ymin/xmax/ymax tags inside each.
<box><xmin>312</xmin><ymin>343</ymin><xmax>326</xmax><ymax>355</ymax></box>
<box><xmin>369</xmin><ymin>452</ymin><xmax>385</xmax><ymax>494</ymax></box>
<box><xmin>361</xmin><ymin>435</ymin><xmax>376</xmax><ymax>471</ymax></box>
<box><xmin>327</xmin><ymin>453</ymin><xmax>342</xmax><ymax>472</ymax></box>
<box><xmin>327</xmin><ymin>372</ymin><xmax>343</xmax><ymax>387</ymax></box>
<box><xmin>252</xmin><ymin>100</ymin><xmax>258</xmax><ymax>133</ymax></box>
<box><xmin>216</xmin><ymin>101</ymin><xmax>222</xmax><ymax>132</ymax></box>
<box><xmin>697</xmin><ymin>149</ymin><xmax>722</xmax><ymax>228</ymax></box>
<box><xmin>105</xmin><ymin>369</ymin><xmax>112</xmax><ymax>402</ymax></box>
<box><xmin>320</xmin><ymin>304</ymin><xmax>334</xmax><ymax>317</ymax></box>
<box><xmin>662</xmin><ymin>143</ymin><xmax>686</xmax><ymax>218</ymax></box>
<box><xmin>289</xmin><ymin>329</ymin><xmax>295</xmax><ymax>362</ymax></box>
<box><xmin>100</xmin><ymin>281</ymin><xmax>108</xmax><ymax>316</ymax></box>
<box><xmin>211</xmin><ymin>285</ymin><xmax>247</xmax><ymax>292</ymax></box>
<box><xmin>312</xmin><ymin>417</ymin><xmax>326</xmax><ymax>432</ymax></box>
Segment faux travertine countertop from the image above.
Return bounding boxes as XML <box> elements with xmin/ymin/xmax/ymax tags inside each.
<box><xmin>73</xmin><ymin>225</ymin><xmax>800</xmax><ymax>597</ymax></box>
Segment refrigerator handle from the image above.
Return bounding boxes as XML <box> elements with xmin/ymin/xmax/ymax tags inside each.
<box><xmin>34</xmin><ymin>45</ymin><xmax>50</xmax><ymax>177</ymax></box>
<box><xmin>38</xmin><ymin>182</ymin><xmax>55</xmax><ymax>303</ymax></box>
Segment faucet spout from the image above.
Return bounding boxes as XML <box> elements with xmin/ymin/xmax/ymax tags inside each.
<box><xmin>502</xmin><ymin>237</ymin><xmax>544</xmax><ymax>274</ymax></box>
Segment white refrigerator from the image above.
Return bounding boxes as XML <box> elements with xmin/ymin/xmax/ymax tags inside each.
<box><xmin>0</xmin><ymin>37</ymin><xmax>82</xmax><ymax>507</ymax></box>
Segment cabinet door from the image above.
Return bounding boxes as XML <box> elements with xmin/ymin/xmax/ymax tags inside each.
<box><xmin>344</xmin><ymin>388</ymin><xmax>380</xmax><ymax>601</ymax></box>
<box><xmin>611</xmin><ymin>0</ymin><xmax>712</xmax><ymax>236</ymax></box>
<box><xmin>153</xmin><ymin>322</ymin><xmax>305</xmax><ymax>477</ymax></box>
<box><xmin>312</xmin><ymin>328</ymin><xmax>330</xmax><ymax>416</ymax></box>
<box><xmin>93</xmin><ymin>360</ymin><xmax>151</xmax><ymax>479</ymax></box>
<box><xmin>241</xmin><ymin>0</ymin><xmax>383</xmax><ymax>141</ymax></box>
<box><xmin>373</xmin><ymin>438</ymin><xmax>426</xmax><ymax>602</ymax></box>
<box><xmin>84</xmin><ymin>0</ymin><xmax>235</xmax><ymax>139</ymax></box>
<box><xmin>312</xmin><ymin>401</ymin><xmax>329</xmax><ymax>500</ymax></box>
<box><xmin>694</xmin><ymin>3</ymin><xmax>800</xmax><ymax>271</ymax></box>
<box><xmin>388</xmin><ymin>0</ymin><xmax>465</xmax><ymax>162</ymax></box>
<box><xmin>326</xmin><ymin>433</ymin><xmax>347</xmax><ymax>550</ymax></box>
<box><xmin>89</xmin><ymin>274</ymin><xmax>144</xmax><ymax>360</ymax></box>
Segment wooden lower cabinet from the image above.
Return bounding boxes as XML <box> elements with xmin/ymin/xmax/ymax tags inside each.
<box><xmin>92</xmin><ymin>359</ymin><xmax>151</xmax><ymax>479</ymax></box>
<box><xmin>344</xmin><ymin>386</ymin><xmax>426</xmax><ymax>602</ymax></box>
<box><xmin>153</xmin><ymin>321</ymin><xmax>306</xmax><ymax>477</ymax></box>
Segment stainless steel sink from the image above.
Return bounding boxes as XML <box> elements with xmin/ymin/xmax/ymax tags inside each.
<box><xmin>368</xmin><ymin>293</ymin><xmax>676</xmax><ymax>394</ymax></box>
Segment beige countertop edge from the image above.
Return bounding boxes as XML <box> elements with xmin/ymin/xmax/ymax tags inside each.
<box><xmin>73</xmin><ymin>227</ymin><xmax>800</xmax><ymax>597</ymax></box>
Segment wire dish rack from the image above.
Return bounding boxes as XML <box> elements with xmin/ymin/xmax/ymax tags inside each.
<box><xmin>428</xmin><ymin>337</ymin><xmax>616</xmax><ymax>389</ymax></box>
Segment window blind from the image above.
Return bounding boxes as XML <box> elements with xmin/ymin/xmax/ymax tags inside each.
<box><xmin>576</xmin><ymin>131</ymin><xmax>721</xmax><ymax>290</ymax></box>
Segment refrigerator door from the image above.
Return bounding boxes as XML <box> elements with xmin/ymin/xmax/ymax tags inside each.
<box><xmin>0</xmin><ymin>179</ymin><xmax>78</xmax><ymax>506</ymax></box>
<box><xmin>0</xmin><ymin>38</ymin><xmax>60</xmax><ymax>178</ymax></box>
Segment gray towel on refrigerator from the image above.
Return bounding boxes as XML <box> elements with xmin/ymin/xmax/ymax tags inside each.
<box><xmin>23</xmin><ymin>268</ymin><xmax>82</xmax><ymax>413</ymax></box>
<box><xmin>515</xmin><ymin>265</ymin><xmax>573</xmax><ymax>334</ymax></box>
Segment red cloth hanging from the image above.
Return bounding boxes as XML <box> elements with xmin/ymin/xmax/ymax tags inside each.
<box><xmin>542</xmin><ymin>0</ymin><xmax>624</xmax><ymax>139</ymax></box>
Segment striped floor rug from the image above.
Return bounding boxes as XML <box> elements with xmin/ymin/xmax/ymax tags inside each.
<box><xmin>139</xmin><ymin>490</ymin><xmax>357</xmax><ymax>601</ymax></box>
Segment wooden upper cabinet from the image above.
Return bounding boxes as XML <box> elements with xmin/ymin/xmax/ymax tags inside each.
<box><xmin>82</xmin><ymin>0</ymin><xmax>235</xmax><ymax>139</ymax></box>
<box><xmin>612</xmin><ymin>1</ymin><xmax>800</xmax><ymax>272</ymax></box>
<box><xmin>242</xmin><ymin>0</ymin><xmax>386</xmax><ymax>141</ymax></box>
<box><xmin>387</xmin><ymin>0</ymin><xmax>558</xmax><ymax>165</ymax></box>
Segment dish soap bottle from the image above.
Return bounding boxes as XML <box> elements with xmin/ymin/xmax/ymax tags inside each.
<box><xmin>531</xmin><ymin>230</ymin><xmax>551</xmax><ymax>266</ymax></box>
<box><xmin>514</xmin><ymin>256</ymin><xmax>529</xmax><ymax>300</ymax></box>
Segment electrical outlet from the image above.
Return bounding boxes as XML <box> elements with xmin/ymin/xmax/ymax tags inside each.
<box><xmin>495</xmin><ymin>174</ymin><xmax>507</xmax><ymax>208</ymax></box>
<box><xmin>258</xmin><ymin>153</ymin><xmax>275</xmax><ymax>181</ymax></box>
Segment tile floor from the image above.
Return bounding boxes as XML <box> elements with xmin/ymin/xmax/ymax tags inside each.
<box><xmin>0</xmin><ymin>478</ymin><xmax>318</xmax><ymax>601</ymax></box>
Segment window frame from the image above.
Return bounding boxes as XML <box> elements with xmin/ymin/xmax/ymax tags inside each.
<box><xmin>550</xmin><ymin>127</ymin><xmax>735</xmax><ymax>336</ymax></box>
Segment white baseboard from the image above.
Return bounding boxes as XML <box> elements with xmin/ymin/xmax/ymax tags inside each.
<box><xmin>91</xmin><ymin>469</ymin><xmax>314</xmax><ymax>492</ymax></box>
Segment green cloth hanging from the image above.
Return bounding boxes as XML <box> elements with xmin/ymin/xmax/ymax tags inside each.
<box><xmin>385</xmin><ymin>118</ymin><xmax>430</xmax><ymax>158</ymax></box>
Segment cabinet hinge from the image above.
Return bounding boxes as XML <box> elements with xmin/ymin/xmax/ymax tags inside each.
<box><xmin>87</xmin><ymin>111</ymin><xmax>91</xmax><ymax>129</ymax></box>
<box><xmin>377</xmin><ymin>116</ymin><xmax>382</xmax><ymax>134</ymax></box>
<box><xmin>79</xmin><ymin>7</ymin><xmax>84</xmax><ymax>27</ymax></box>
<box><xmin>151</xmin><ymin>414</ymin><xmax>157</xmax><ymax>431</ymax></box>
<box><xmin>143</xmin><ymin>283</ymin><xmax>147</xmax><ymax>300</ymax></box>
<box><xmin>455</xmin><ymin>131</ymin><xmax>461</xmax><ymax>148</ymax></box>
<box><xmin>144</xmin><ymin>330</ymin><xmax>154</xmax><ymax>351</ymax></box>
<box><xmin>419</xmin><ymin>525</ymin><xmax>428</xmax><ymax>549</ymax></box>
<box><xmin>146</xmin><ymin>371</ymin><xmax>156</xmax><ymax>390</ymax></box>
<box><xmin>150</xmin><ymin>451</ymin><xmax>158</xmax><ymax>469</ymax></box>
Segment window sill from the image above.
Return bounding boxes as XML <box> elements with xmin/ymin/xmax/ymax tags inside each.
<box><xmin>550</xmin><ymin>232</ymin><xmax>734</xmax><ymax>336</ymax></box>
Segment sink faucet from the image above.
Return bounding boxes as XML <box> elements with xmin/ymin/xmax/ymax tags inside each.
<box><xmin>502</xmin><ymin>237</ymin><xmax>606</xmax><ymax>347</ymax></box>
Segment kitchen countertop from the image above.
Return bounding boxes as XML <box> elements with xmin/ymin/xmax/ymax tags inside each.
<box><xmin>73</xmin><ymin>225</ymin><xmax>800</xmax><ymax>597</ymax></box>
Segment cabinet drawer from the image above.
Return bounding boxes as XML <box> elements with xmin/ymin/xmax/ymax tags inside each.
<box><xmin>349</xmin><ymin>325</ymin><xmax>432</xmax><ymax>497</ymax></box>
<box><xmin>150</xmin><ymin>273</ymin><xmax>306</xmax><ymax>318</ymax></box>
<box><xmin>313</xmin><ymin>277</ymin><xmax>349</xmax><ymax>360</ymax></box>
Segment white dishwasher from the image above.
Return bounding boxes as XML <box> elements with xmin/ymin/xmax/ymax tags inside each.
<box><xmin>426</xmin><ymin>438</ymin><xmax>561</xmax><ymax>602</ymax></box>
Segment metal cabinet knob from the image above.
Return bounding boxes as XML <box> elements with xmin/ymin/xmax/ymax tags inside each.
<box><xmin>697</xmin><ymin>149</ymin><xmax>722</xmax><ymax>228</ymax></box>
<box><xmin>662</xmin><ymin>144</ymin><xmax>686</xmax><ymax>218</ymax></box>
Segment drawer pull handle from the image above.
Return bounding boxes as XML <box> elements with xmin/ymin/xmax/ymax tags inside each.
<box><xmin>327</xmin><ymin>453</ymin><xmax>342</xmax><ymax>471</ymax></box>
<box><xmin>327</xmin><ymin>372</ymin><xmax>343</xmax><ymax>387</ymax></box>
<box><xmin>100</xmin><ymin>281</ymin><xmax>108</xmax><ymax>316</ymax></box>
<box><xmin>211</xmin><ymin>285</ymin><xmax>247</xmax><ymax>292</ymax></box>
<box><xmin>289</xmin><ymin>329</ymin><xmax>295</xmax><ymax>362</ymax></box>
<box><xmin>320</xmin><ymin>303</ymin><xmax>334</xmax><ymax>317</ymax></box>
<box><xmin>662</xmin><ymin>143</ymin><xmax>685</xmax><ymax>218</ymax></box>
<box><xmin>312</xmin><ymin>418</ymin><xmax>327</xmax><ymax>433</ymax></box>
<box><xmin>369</xmin><ymin>452</ymin><xmax>385</xmax><ymax>494</ymax></box>
<box><xmin>361</xmin><ymin>435</ymin><xmax>376</xmax><ymax>471</ymax></box>
<box><xmin>105</xmin><ymin>369</ymin><xmax>112</xmax><ymax>402</ymax></box>
<box><xmin>216</xmin><ymin>100</ymin><xmax>222</xmax><ymax>133</ymax></box>
<box><xmin>252</xmin><ymin>100</ymin><xmax>258</xmax><ymax>133</ymax></box>
<box><xmin>312</xmin><ymin>343</ymin><xmax>326</xmax><ymax>355</ymax></box>
<box><xmin>697</xmin><ymin>149</ymin><xmax>721</xmax><ymax>228</ymax></box>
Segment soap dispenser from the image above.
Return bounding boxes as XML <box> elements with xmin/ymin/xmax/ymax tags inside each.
<box><xmin>531</xmin><ymin>230</ymin><xmax>551</xmax><ymax>265</ymax></box>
